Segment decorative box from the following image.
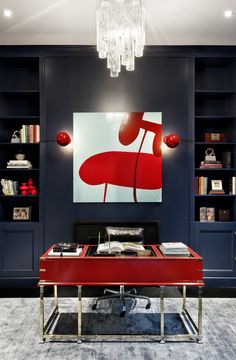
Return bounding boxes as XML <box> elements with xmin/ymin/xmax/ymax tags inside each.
<box><xmin>204</xmin><ymin>133</ymin><xmax>225</xmax><ymax>142</ymax></box>
<box><xmin>219</xmin><ymin>210</ymin><xmax>230</xmax><ymax>222</ymax></box>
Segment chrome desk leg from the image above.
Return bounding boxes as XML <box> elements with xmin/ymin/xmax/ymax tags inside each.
<box><xmin>39</xmin><ymin>286</ymin><xmax>45</xmax><ymax>343</ymax></box>
<box><xmin>54</xmin><ymin>285</ymin><xmax>59</xmax><ymax>313</ymax></box>
<box><xmin>160</xmin><ymin>286</ymin><xmax>165</xmax><ymax>344</ymax></box>
<box><xmin>198</xmin><ymin>286</ymin><xmax>203</xmax><ymax>343</ymax></box>
<box><xmin>182</xmin><ymin>285</ymin><xmax>186</xmax><ymax>312</ymax></box>
<box><xmin>77</xmin><ymin>285</ymin><xmax>82</xmax><ymax>343</ymax></box>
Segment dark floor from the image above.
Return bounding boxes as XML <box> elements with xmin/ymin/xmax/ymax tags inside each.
<box><xmin>1</xmin><ymin>286</ymin><xmax>236</xmax><ymax>298</ymax></box>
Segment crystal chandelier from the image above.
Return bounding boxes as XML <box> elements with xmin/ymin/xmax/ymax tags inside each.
<box><xmin>96</xmin><ymin>0</ymin><xmax>145</xmax><ymax>77</ymax></box>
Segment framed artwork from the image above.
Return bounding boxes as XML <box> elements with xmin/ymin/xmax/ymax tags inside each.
<box><xmin>13</xmin><ymin>207</ymin><xmax>31</xmax><ymax>221</ymax></box>
<box><xmin>211</xmin><ymin>180</ymin><xmax>223</xmax><ymax>191</ymax></box>
<box><xmin>73</xmin><ymin>112</ymin><xmax>162</xmax><ymax>203</ymax></box>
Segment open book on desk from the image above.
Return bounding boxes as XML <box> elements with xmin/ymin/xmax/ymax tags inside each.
<box><xmin>96</xmin><ymin>241</ymin><xmax>145</xmax><ymax>254</ymax></box>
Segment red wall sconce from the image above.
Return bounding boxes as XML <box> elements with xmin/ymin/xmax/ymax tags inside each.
<box><xmin>56</xmin><ymin>132</ymin><xmax>71</xmax><ymax>146</ymax></box>
<box><xmin>163</xmin><ymin>134</ymin><xmax>180</xmax><ymax>148</ymax></box>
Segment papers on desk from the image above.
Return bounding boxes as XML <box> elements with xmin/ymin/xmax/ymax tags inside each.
<box><xmin>97</xmin><ymin>241</ymin><xmax>145</xmax><ymax>254</ymax></box>
<box><xmin>48</xmin><ymin>247</ymin><xmax>82</xmax><ymax>257</ymax></box>
<box><xmin>159</xmin><ymin>242</ymin><xmax>190</xmax><ymax>256</ymax></box>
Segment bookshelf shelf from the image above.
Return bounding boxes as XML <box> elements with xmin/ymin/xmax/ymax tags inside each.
<box><xmin>195</xmin><ymin>194</ymin><xmax>235</xmax><ymax>197</ymax></box>
<box><xmin>195</xmin><ymin>168</ymin><xmax>236</xmax><ymax>171</ymax></box>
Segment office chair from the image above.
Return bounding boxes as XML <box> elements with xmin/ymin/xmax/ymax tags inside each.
<box><xmin>92</xmin><ymin>227</ymin><xmax>151</xmax><ymax>317</ymax></box>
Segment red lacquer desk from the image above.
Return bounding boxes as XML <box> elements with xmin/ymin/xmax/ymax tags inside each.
<box><xmin>38</xmin><ymin>245</ymin><xmax>204</xmax><ymax>343</ymax></box>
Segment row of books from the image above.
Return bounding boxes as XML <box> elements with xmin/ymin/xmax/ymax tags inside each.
<box><xmin>7</xmin><ymin>160</ymin><xmax>32</xmax><ymax>169</ymax></box>
<box><xmin>194</xmin><ymin>176</ymin><xmax>208</xmax><ymax>195</ymax></box>
<box><xmin>1</xmin><ymin>179</ymin><xmax>18</xmax><ymax>195</ymax></box>
<box><xmin>194</xmin><ymin>177</ymin><xmax>236</xmax><ymax>195</ymax></box>
<box><xmin>17</xmin><ymin>125</ymin><xmax>40</xmax><ymax>143</ymax></box>
<box><xmin>199</xmin><ymin>207</ymin><xmax>215</xmax><ymax>222</ymax></box>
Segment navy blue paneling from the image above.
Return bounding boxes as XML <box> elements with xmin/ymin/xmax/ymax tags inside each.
<box><xmin>44</xmin><ymin>56</ymin><xmax>190</xmax><ymax>248</ymax></box>
<box><xmin>194</xmin><ymin>223</ymin><xmax>236</xmax><ymax>278</ymax></box>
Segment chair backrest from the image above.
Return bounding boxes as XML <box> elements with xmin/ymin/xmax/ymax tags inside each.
<box><xmin>105</xmin><ymin>226</ymin><xmax>144</xmax><ymax>243</ymax></box>
<box><xmin>73</xmin><ymin>220</ymin><xmax>160</xmax><ymax>245</ymax></box>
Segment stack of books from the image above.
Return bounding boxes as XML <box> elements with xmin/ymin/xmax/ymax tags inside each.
<box><xmin>159</xmin><ymin>242</ymin><xmax>190</xmax><ymax>256</ymax></box>
<box><xmin>199</xmin><ymin>160</ymin><xmax>222</xmax><ymax>169</ymax></box>
<box><xmin>7</xmin><ymin>160</ymin><xmax>32</xmax><ymax>169</ymax></box>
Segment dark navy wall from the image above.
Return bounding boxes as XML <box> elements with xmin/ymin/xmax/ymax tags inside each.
<box><xmin>43</xmin><ymin>54</ymin><xmax>191</xmax><ymax>248</ymax></box>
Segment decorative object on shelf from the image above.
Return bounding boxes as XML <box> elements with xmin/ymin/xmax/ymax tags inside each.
<box><xmin>26</xmin><ymin>178</ymin><xmax>38</xmax><ymax>195</ymax></box>
<box><xmin>204</xmin><ymin>133</ymin><xmax>225</xmax><ymax>142</ymax></box>
<box><xmin>205</xmin><ymin>148</ymin><xmax>216</xmax><ymax>162</ymax></box>
<box><xmin>199</xmin><ymin>148</ymin><xmax>222</xmax><ymax>168</ymax></box>
<box><xmin>11</xmin><ymin>130</ymin><xmax>21</xmax><ymax>143</ymax></box>
<box><xmin>15</xmin><ymin>152</ymin><xmax>25</xmax><ymax>160</ymax></box>
<box><xmin>221</xmin><ymin>152</ymin><xmax>231</xmax><ymax>168</ymax></box>
<box><xmin>163</xmin><ymin>134</ymin><xmax>180</xmax><ymax>148</ymax></box>
<box><xmin>96</xmin><ymin>0</ymin><xmax>145</xmax><ymax>77</ymax></box>
<box><xmin>13</xmin><ymin>206</ymin><xmax>31</xmax><ymax>221</ymax></box>
<box><xmin>56</xmin><ymin>131</ymin><xmax>71</xmax><ymax>146</ymax></box>
<box><xmin>7</xmin><ymin>153</ymin><xmax>32</xmax><ymax>169</ymax></box>
<box><xmin>219</xmin><ymin>210</ymin><xmax>231</xmax><ymax>222</ymax></box>
<box><xmin>19</xmin><ymin>183</ymin><xmax>28</xmax><ymax>195</ymax></box>
<box><xmin>211</xmin><ymin>179</ymin><xmax>223</xmax><ymax>191</ymax></box>
<box><xmin>209</xmin><ymin>179</ymin><xmax>225</xmax><ymax>194</ymax></box>
<box><xmin>30</xmin><ymin>186</ymin><xmax>38</xmax><ymax>195</ymax></box>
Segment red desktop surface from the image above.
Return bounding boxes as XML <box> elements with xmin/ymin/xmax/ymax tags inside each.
<box><xmin>39</xmin><ymin>245</ymin><xmax>204</xmax><ymax>287</ymax></box>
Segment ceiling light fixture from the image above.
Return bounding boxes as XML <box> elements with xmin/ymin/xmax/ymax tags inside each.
<box><xmin>3</xmin><ymin>9</ymin><xmax>12</xmax><ymax>17</ymax></box>
<box><xmin>224</xmin><ymin>10</ymin><xmax>233</xmax><ymax>18</ymax></box>
<box><xmin>96</xmin><ymin>0</ymin><xmax>145</xmax><ymax>77</ymax></box>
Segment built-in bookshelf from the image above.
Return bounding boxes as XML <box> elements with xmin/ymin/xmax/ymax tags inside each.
<box><xmin>194</xmin><ymin>58</ymin><xmax>236</xmax><ymax>223</ymax></box>
<box><xmin>0</xmin><ymin>58</ymin><xmax>40</xmax><ymax>222</ymax></box>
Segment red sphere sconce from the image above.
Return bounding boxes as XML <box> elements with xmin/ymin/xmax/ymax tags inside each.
<box><xmin>56</xmin><ymin>131</ymin><xmax>71</xmax><ymax>146</ymax></box>
<box><xmin>163</xmin><ymin>134</ymin><xmax>180</xmax><ymax>148</ymax></box>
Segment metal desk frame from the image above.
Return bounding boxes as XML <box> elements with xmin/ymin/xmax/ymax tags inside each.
<box><xmin>39</xmin><ymin>284</ymin><xmax>203</xmax><ymax>343</ymax></box>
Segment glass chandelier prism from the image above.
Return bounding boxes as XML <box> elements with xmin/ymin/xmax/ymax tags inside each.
<box><xmin>96</xmin><ymin>0</ymin><xmax>145</xmax><ymax>77</ymax></box>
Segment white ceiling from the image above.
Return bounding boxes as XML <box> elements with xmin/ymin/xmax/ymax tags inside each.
<box><xmin>0</xmin><ymin>0</ymin><xmax>236</xmax><ymax>45</ymax></box>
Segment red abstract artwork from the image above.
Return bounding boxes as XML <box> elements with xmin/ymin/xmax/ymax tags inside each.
<box><xmin>73</xmin><ymin>112</ymin><xmax>162</xmax><ymax>203</ymax></box>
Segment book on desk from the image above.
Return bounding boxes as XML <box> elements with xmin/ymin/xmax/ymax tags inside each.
<box><xmin>159</xmin><ymin>242</ymin><xmax>190</xmax><ymax>256</ymax></box>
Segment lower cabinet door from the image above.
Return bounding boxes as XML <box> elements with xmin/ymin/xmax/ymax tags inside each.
<box><xmin>0</xmin><ymin>222</ymin><xmax>41</xmax><ymax>278</ymax></box>
<box><xmin>194</xmin><ymin>222</ymin><xmax>236</xmax><ymax>278</ymax></box>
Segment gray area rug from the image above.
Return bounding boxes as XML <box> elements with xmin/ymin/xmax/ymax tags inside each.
<box><xmin>0</xmin><ymin>297</ymin><xmax>236</xmax><ymax>360</ymax></box>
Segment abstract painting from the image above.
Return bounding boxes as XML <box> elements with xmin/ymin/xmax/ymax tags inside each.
<box><xmin>73</xmin><ymin>112</ymin><xmax>162</xmax><ymax>202</ymax></box>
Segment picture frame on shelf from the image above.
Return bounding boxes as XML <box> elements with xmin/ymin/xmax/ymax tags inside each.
<box><xmin>211</xmin><ymin>180</ymin><xmax>223</xmax><ymax>191</ymax></box>
<box><xmin>13</xmin><ymin>207</ymin><xmax>31</xmax><ymax>221</ymax></box>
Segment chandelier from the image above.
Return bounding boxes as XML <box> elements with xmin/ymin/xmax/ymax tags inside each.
<box><xmin>96</xmin><ymin>0</ymin><xmax>145</xmax><ymax>77</ymax></box>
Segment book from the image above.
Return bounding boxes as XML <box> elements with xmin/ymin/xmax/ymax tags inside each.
<box><xmin>159</xmin><ymin>242</ymin><xmax>190</xmax><ymax>256</ymax></box>
<box><xmin>200</xmin><ymin>163</ymin><xmax>222</xmax><ymax>169</ymax></box>
<box><xmin>200</xmin><ymin>207</ymin><xmax>207</xmax><ymax>222</ymax></box>
<box><xmin>96</xmin><ymin>241</ymin><xmax>145</xmax><ymax>254</ymax></box>
<box><xmin>206</xmin><ymin>207</ymin><xmax>215</xmax><ymax>222</ymax></box>
<box><xmin>232</xmin><ymin>177</ymin><xmax>236</xmax><ymax>195</ymax></box>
